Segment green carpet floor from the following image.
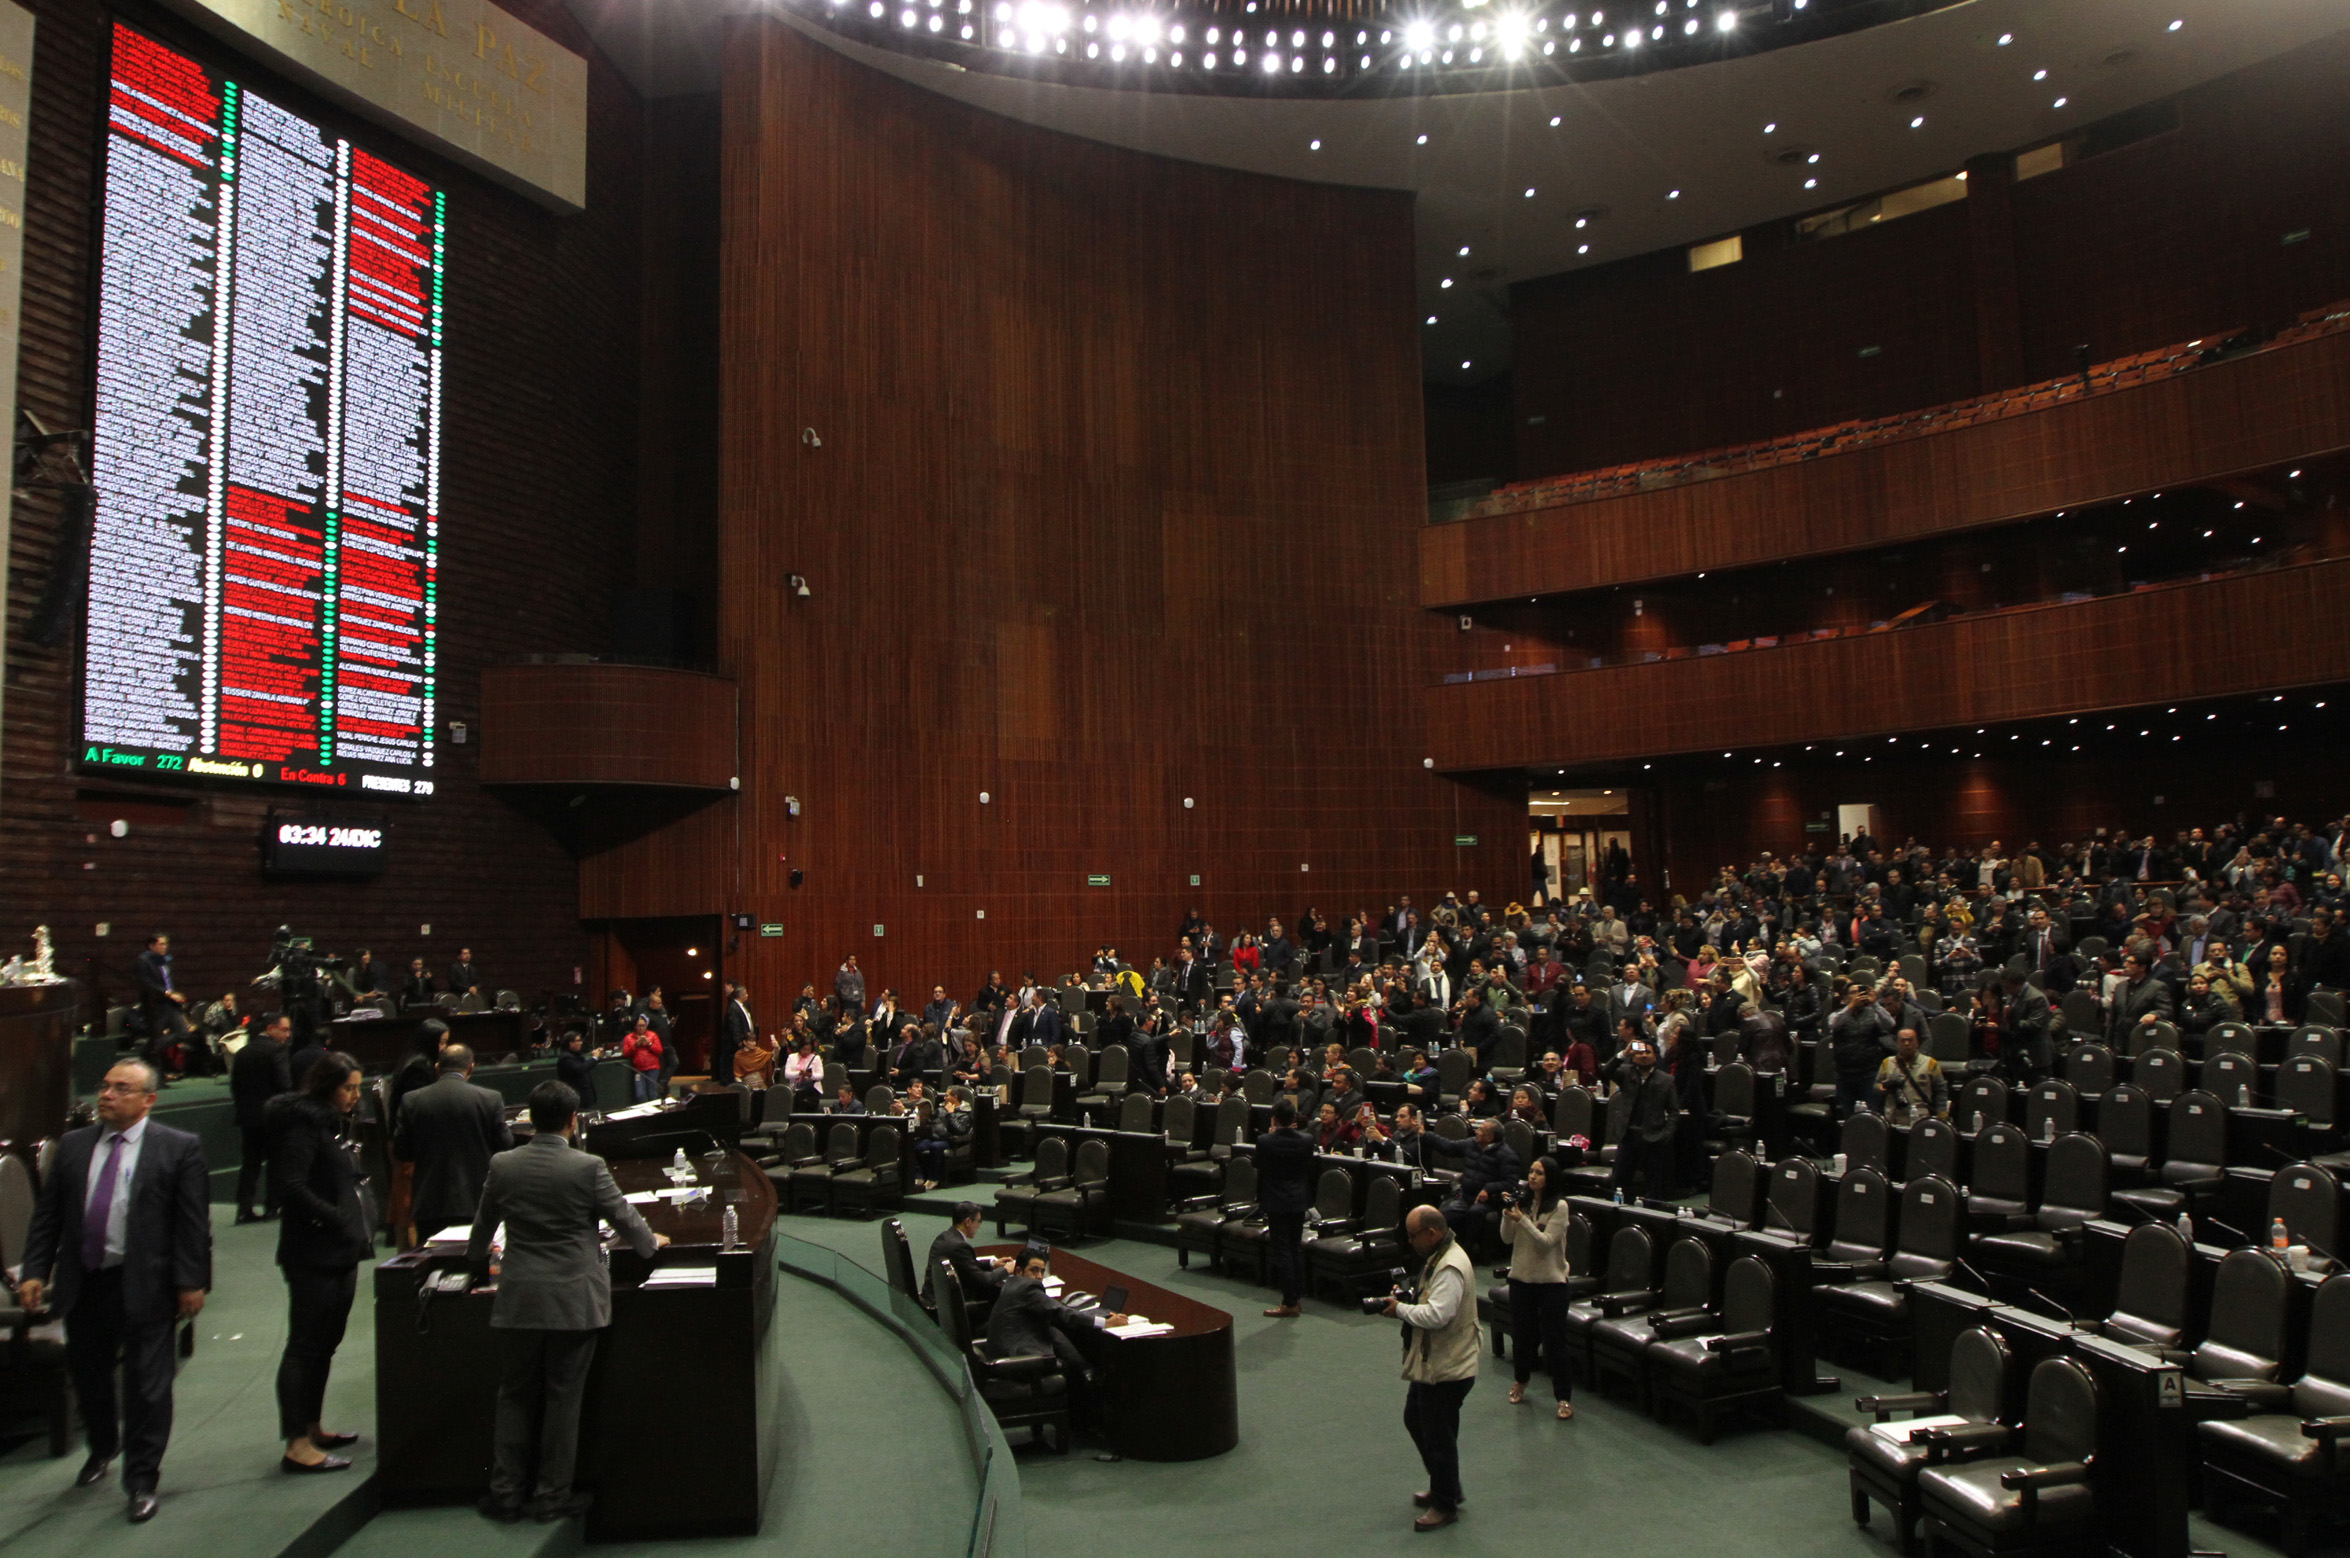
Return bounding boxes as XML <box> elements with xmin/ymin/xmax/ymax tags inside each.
<box><xmin>0</xmin><ymin>1208</ymin><xmax>377</xmax><ymax>1556</ymax></box>
<box><xmin>778</xmin><ymin>1208</ymin><xmax>2300</xmax><ymax>1558</ymax></box>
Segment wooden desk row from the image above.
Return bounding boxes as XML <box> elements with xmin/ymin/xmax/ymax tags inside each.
<box><xmin>373</xmin><ymin>1145</ymin><xmax>779</xmax><ymax>1541</ymax></box>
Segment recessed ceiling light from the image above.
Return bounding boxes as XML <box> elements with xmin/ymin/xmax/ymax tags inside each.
<box><xmin>1996</xmin><ymin>31</ymin><xmax>2012</xmax><ymax>45</ymax></box>
<box><xmin>2053</xmin><ymin>96</ymin><xmax>2067</xmax><ymax>108</ymax></box>
<box><xmin>1909</xmin><ymin>115</ymin><xmax>1925</xmax><ymax>129</ymax></box>
<box><xmin>2168</xmin><ymin>18</ymin><xmax>2183</xmax><ymax>30</ymax></box>
<box><xmin>1804</xmin><ymin>177</ymin><xmax>1817</xmax><ymax>189</ymax></box>
<box><xmin>1440</xmin><ymin>277</ymin><xmax>1453</xmax><ymax>288</ymax></box>
<box><xmin>2033</xmin><ymin>67</ymin><xmax>2047</xmax><ymax>80</ymax></box>
<box><xmin>1763</xmin><ymin>121</ymin><xmax>1776</xmax><ymax>133</ymax></box>
<box><xmin>1577</xmin><ymin>243</ymin><xmax>1589</xmax><ymax>254</ymax></box>
<box><xmin>1549</xmin><ymin>114</ymin><xmax>1562</xmax><ymax>127</ymax></box>
<box><xmin>1458</xmin><ymin>244</ymin><xmax>1470</xmax><ymax>255</ymax></box>
<box><xmin>1524</xmin><ymin>187</ymin><xmax>1536</xmax><ymax>197</ymax></box>
<box><xmin>1460</xmin><ymin>360</ymin><xmax>1471</xmax><ymax>369</ymax></box>
<box><xmin>1416</xmin><ymin>133</ymin><xmax>1429</xmax><ymax>144</ymax></box>
<box><xmin>1309</xmin><ymin>138</ymin><xmax>1321</xmax><ymax>150</ymax></box>
<box><xmin>1667</xmin><ymin>188</ymin><xmax>1680</xmax><ymax>199</ymax></box>
<box><xmin>1425</xmin><ymin>315</ymin><xmax>1437</xmax><ymax>324</ymax></box>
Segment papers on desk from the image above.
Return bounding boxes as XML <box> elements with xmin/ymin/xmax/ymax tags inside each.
<box><xmin>1107</xmin><ymin>1316</ymin><xmax>1173</xmax><ymax>1338</ymax></box>
<box><xmin>604</xmin><ymin>1101</ymin><xmax>668</xmax><ymax>1120</ymax></box>
<box><xmin>640</xmin><ymin>1266</ymin><xmax>719</xmax><ymax>1289</ymax></box>
<box><xmin>422</xmin><ymin>1224</ymin><xmax>470</xmax><ymax>1247</ymax></box>
<box><xmin>623</xmin><ymin>1191</ymin><xmax>661</xmax><ymax>1205</ymax></box>
<box><xmin>1868</xmin><ymin>1414</ymin><xmax>1968</xmax><ymax>1444</ymax></box>
<box><xmin>1041</xmin><ymin>1276</ymin><xmax>1065</xmax><ymax>1295</ymax></box>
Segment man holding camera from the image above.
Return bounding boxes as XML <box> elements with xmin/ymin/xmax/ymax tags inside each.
<box><xmin>1381</xmin><ymin>1205</ymin><xmax>1479</xmax><ymax>1531</ymax></box>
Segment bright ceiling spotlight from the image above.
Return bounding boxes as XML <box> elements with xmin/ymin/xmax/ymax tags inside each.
<box><xmin>1715</xmin><ymin>9</ymin><xmax>1735</xmax><ymax>29</ymax></box>
<box><xmin>1404</xmin><ymin>17</ymin><xmax>1436</xmax><ymax>49</ymax></box>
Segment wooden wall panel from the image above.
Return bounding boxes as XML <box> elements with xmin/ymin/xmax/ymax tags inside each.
<box><xmin>1422</xmin><ymin>324</ymin><xmax>2350</xmax><ymax>607</ymax></box>
<box><xmin>1496</xmin><ymin>30</ymin><xmax>2350</xmax><ymax>481</ymax></box>
<box><xmin>581</xmin><ymin>16</ymin><xmax>1525</xmax><ymax>1013</ymax></box>
<box><xmin>1427</xmin><ymin>557</ymin><xmax>2350</xmax><ymax>773</ymax></box>
<box><xmin>479</xmin><ymin>665</ymin><xmax>736</xmax><ymax>789</ymax></box>
<box><xmin>0</xmin><ymin>0</ymin><xmax>646</xmax><ymax>1008</ymax></box>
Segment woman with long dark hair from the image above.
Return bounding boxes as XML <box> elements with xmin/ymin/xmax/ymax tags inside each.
<box><xmin>1499</xmin><ymin>1155</ymin><xmax>1575</xmax><ymax>1420</ymax></box>
<box><xmin>270</xmin><ymin>1051</ymin><xmax>371</xmax><ymax>1473</ymax></box>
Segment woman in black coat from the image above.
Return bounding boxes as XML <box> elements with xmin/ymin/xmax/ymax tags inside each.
<box><xmin>270</xmin><ymin>1051</ymin><xmax>372</xmax><ymax>1474</ymax></box>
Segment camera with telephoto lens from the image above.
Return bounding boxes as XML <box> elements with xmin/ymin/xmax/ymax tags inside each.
<box><xmin>1361</xmin><ymin>1266</ymin><xmax>1414</xmax><ymax>1316</ymax></box>
<box><xmin>1497</xmin><ymin>1179</ymin><xmax>1530</xmax><ymax>1212</ymax></box>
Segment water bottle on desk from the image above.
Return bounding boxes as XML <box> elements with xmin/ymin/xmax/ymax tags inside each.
<box><xmin>2273</xmin><ymin>1218</ymin><xmax>2292</xmax><ymax>1253</ymax></box>
<box><xmin>672</xmin><ymin>1146</ymin><xmax>691</xmax><ymax>1181</ymax></box>
<box><xmin>722</xmin><ymin>1203</ymin><xmax>739</xmax><ymax>1251</ymax></box>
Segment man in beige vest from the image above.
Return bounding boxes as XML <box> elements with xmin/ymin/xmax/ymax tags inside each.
<box><xmin>1383</xmin><ymin>1205</ymin><xmax>1479</xmax><ymax>1530</ymax></box>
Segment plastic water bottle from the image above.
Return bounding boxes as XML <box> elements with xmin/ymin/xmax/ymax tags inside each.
<box><xmin>2177</xmin><ymin>1211</ymin><xmax>2194</xmax><ymax>1244</ymax></box>
<box><xmin>2041</xmin><ymin>1116</ymin><xmax>2055</xmax><ymax>1143</ymax></box>
<box><xmin>1613</xmin><ymin>1186</ymin><xmax>1625</xmax><ymax>1205</ymax></box>
<box><xmin>722</xmin><ymin>1204</ymin><xmax>739</xmax><ymax>1250</ymax></box>
<box><xmin>2272</xmin><ymin>1218</ymin><xmax>2292</xmax><ymax>1253</ymax></box>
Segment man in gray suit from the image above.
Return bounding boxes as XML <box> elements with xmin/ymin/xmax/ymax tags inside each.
<box><xmin>394</xmin><ymin>1044</ymin><xmax>513</xmax><ymax>1241</ymax></box>
<box><xmin>468</xmin><ymin>1081</ymin><xmax>665</xmax><ymax>1523</ymax></box>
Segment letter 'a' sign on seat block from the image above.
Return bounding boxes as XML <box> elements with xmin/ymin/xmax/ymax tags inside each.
<box><xmin>156</xmin><ymin>0</ymin><xmax>587</xmax><ymax>210</ymax></box>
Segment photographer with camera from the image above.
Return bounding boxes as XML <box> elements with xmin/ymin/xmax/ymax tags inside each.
<box><xmin>1380</xmin><ymin>1206</ymin><xmax>1479</xmax><ymax>1531</ymax></box>
<box><xmin>1498</xmin><ymin>1156</ymin><xmax>1575</xmax><ymax>1420</ymax></box>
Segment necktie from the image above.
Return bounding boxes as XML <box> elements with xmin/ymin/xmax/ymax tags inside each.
<box><xmin>84</xmin><ymin>1133</ymin><xmax>125</xmax><ymax>1272</ymax></box>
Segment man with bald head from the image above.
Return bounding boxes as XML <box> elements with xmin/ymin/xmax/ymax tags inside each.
<box><xmin>1382</xmin><ymin>1205</ymin><xmax>1481</xmax><ymax>1530</ymax></box>
<box><xmin>18</xmin><ymin>1059</ymin><xmax>211</xmax><ymax>1522</ymax></box>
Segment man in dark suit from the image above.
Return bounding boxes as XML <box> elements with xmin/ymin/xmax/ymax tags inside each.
<box><xmin>18</xmin><ymin>1059</ymin><xmax>211</xmax><ymax>1522</ymax></box>
<box><xmin>1166</xmin><ymin>949</ymin><xmax>1208</xmax><ymax>1007</ymax></box>
<box><xmin>2001</xmin><ymin>968</ymin><xmax>2056</xmax><ymax>1085</ymax></box>
<box><xmin>1256</xmin><ymin>1098</ymin><xmax>1317</xmax><ymax>1317</ymax></box>
<box><xmin>923</xmin><ymin>1202</ymin><xmax>1013</xmax><ymax>1309</ymax></box>
<box><xmin>132</xmin><ymin>933</ymin><xmax>189</xmax><ymax>1066</ymax></box>
<box><xmin>1456</xmin><ymin>989</ymin><xmax>1500</xmax><ymax>1061</ymax></box>
<box><xmin>986</xmin><ymin>1248</ymin><xmax>1126</xmax><ymax>1378</ymax></box>
<box><xmin>468</xmin><ymin>1081</ymin><xmax>665</xmax><ymax>1523</ymax></box>
<box><xmin>719</xmin><ymin>983</ymin><xmax>754</xmax><ymax>1092</ymax></box>
<box><xmin>394</xmin><ymin>1044</ymin><xmax>514</xmax><ymax>1242</ymax></box>
<box><xmin>2021</xmin><ymin>907</ymin><xmax>2075</xmax><ymax>993</ymax></box>
<box><xmin>231</xmin><ymin>1012</ymin><xmax>295</xmax><ymax>1223</ymax></box>
<box><xmin>446</xmin><ymin>948</ymin><xmax>480</xmax><ymax>1004</ymax></box>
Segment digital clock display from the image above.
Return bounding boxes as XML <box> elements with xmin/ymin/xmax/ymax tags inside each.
<box><xmin>263</xmin><ymin>812</ymin><xmax>390</xmax><ymax>874</ymax></box>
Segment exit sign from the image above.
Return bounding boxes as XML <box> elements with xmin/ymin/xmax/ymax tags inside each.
<box><xmin>760</xmin><ymin>923</ymin><xmax>784</xmax><ymax>937</ymax></box>
<box><xmin>1454</xmin><ymin>834</ymin><xmax>1479</xmax><ymax>847</ymax></box>
<box><xmin>1087</xmin><ymin>874</ymin><xmax>1111</xmax><ymax>887</ymax></box>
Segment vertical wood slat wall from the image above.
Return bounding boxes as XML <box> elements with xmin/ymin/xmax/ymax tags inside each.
<box><xmin>581</xmin><ymin>16</ymin><xmax>1525</xmax><ymax>1013</ymax></box>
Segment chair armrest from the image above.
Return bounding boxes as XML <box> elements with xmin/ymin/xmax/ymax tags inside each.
<box><xmin>1856</xmin><ymin>1390</ymin><xmax>1946</xmax><ymax>1422</ymax></box>
<box><xmin>976</xmin><ymin>1350</ymin><xmax>1062</xmax><ymax>1383</ymax></box>
<box><xmin>1999</xmin><ymin>1459</ymin><xmax>2091</xmax><ymax>1519</ymax></box>
<box><xmin>828</xmin><ymin>1156</ymin><xmax>863</xmax><ymax>1169</ymax></box>
<box><xmin>1923</xmin><ymin>1424</ymin><xmax>2015</xmax><ymax>1464</ymax></box>
<box><xmin>1597</xmin><ymin>1289</ymin><xmax>1661</xmax><ymax>1317</ymax></box>
<box><xmin>1811</xmin><ymin>1259</ymin><xmax>1889</xmax><ymax>1282</ymax></box>
<box><xmin>1647</xmin><ymin>1310</ymin><xmax>1720</xmax><ymax>1340</ymax></box>
<box><xmin>2302</xmin><ymin>1414</ymin><xmax>2350</xmax><ymax>1471</ymax></box>
<box><xmin>1702</xmin><ymin>1329</ymin><xmax>1772</xmax><ymax>1355</ymax></box>
<box><xmin>1175</xmin><ymin>1193</ymin><xmax>1221</xmax><ymax>1212</ymax></box>
<box><xmin>1225</xmin><ymin>1201</ymin><xmax>1260</xmax><ymax>1219</ymax></box>
<box><xmin>2213</xmin><ymin>1379</ymin><xmax>2294</xmax><ymax>1411</ymax></box>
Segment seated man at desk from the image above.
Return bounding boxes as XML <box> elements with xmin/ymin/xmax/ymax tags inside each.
<box><xmin>987</xmin><ymin>1246</ymin><xmax>1128</xmax><ymax>1388</ymax></box>
<box><xmin>924</xmin><ymin>1202</ymin><xmax>1011</xmax><ymax>1310</ymax></box>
